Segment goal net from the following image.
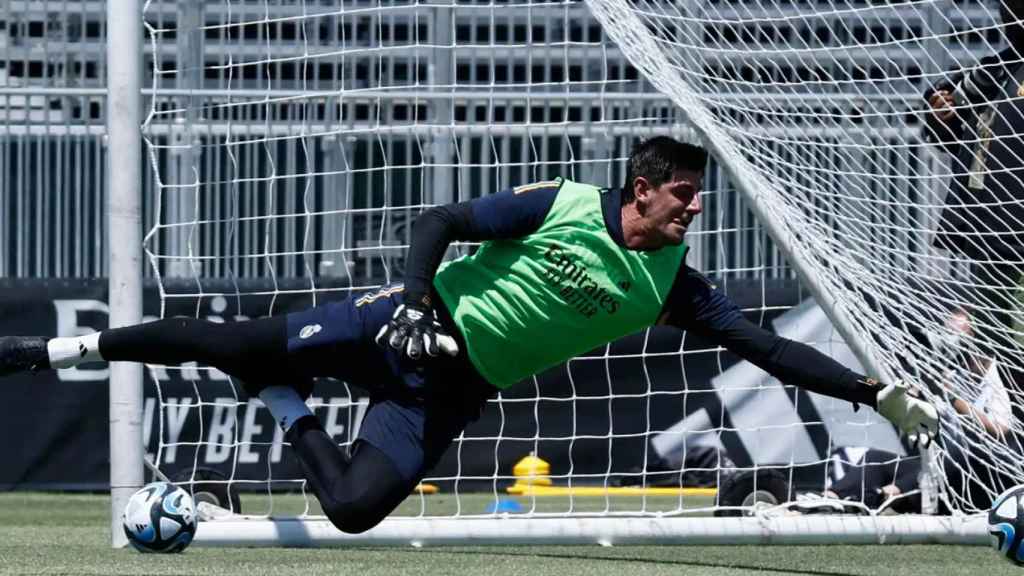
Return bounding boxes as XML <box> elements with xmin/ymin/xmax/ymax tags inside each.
<box><xmin>585</xmin><ymin>0</ymin><xmax>1024</xmax><ymax>521</ymax></box>
<box><xmin>134</xmin><ymin>0</ymin><xmax>1017</xmax><ymax>545</ymax></box>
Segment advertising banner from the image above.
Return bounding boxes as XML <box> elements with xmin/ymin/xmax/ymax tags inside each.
<box><xmin>0</xmin><ymin>278</ymin><xmax>901</xmax><ymax>491</ymax></box>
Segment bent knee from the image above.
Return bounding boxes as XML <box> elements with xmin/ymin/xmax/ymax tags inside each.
<box><xmin>322</xmin><ymin>498</ymin><xmax>388</xmax><ymax>534</ymax></box>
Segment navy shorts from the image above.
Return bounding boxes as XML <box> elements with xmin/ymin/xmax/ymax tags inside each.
<box><xmin>284</xmin><ymin>285</ymin><xmax>497</xmax><ymax>482</ymax></box>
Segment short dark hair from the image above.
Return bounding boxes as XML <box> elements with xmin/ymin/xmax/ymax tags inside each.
<box><xmin>622</xmin><ymin>137</ymin><xmax>708</xmax><ymax>204</ymax></box>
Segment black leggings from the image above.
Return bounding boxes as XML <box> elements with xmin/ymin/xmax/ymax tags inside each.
<box><xmin>98</xmin><ymin>317</ymin><xmax>289</xmax><ymax>383</ymax></box>
<box><xmin>99</xmin><ymin>317</ymin><xmax>408</xmax><ymax>534</ymax></box>
<box><xmin>287</xmin><ymin>415</ymin><xmax>413</xmax><ymax>533</ymax></box>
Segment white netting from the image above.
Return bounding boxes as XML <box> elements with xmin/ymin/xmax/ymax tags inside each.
<box><xmin>137</xmin><ymin>0</ymin><xmax>1018</xmax><ymax>543</ymax></box>
<box><xmin>586</xmin><ymin>0</ymin><xmax>1024</xmax><ymax>515</ymax></box>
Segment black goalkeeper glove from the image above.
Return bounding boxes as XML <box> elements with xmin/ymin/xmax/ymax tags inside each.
<box><xmin>374</xmin><ymin>303</ymin><xmax>460</xmax><ymax>361</ymax></box>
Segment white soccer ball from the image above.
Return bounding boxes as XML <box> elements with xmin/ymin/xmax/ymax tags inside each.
<box><xmin>988</xmin><ymin>485</ymin><xmax>1024</xmax><ymax>565</ymax></box>
<box><xmin>122</xmin><ymin>482</ymin><xmax>197</xmax><ymax>553</ymax></box>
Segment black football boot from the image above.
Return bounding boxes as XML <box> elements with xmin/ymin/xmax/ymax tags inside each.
<box><xmin>0</xmin><ymin>336</ymin><xmax>50</xmax><ymax>376</ymax></box>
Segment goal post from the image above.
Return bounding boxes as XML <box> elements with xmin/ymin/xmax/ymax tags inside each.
<box><xmin>107</xmin><ymin>0</ymin><xmax>144</xmax><ymax>549</ymax></box>
<box><xmin>120</xmin><ymin>0</ymin><xmax>1024</xmax><ymax>546</ymax></box>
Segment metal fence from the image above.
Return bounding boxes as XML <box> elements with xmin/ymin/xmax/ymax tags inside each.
<box><xmin>0</xmin><ymin>0</ymin><xmax>991</xmax><ymax>280</ymax></box>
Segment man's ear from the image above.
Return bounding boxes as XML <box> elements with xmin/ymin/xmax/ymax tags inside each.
<box><xmin>633</xmin><ymin>177</ymin><xmax>652</xmax><ymax>209</ymax></box>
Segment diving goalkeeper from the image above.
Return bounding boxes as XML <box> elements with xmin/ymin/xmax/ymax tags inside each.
<box><xmin>0</xmin><ymin>137</ymin><xmax>938</xmax><ymax>534</ymax></box>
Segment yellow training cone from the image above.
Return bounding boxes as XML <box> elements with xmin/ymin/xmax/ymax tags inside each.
<box><xmin>512</xmin><ymin>452</ymin><xmax>552</xmax><ymax>487</ymax></box>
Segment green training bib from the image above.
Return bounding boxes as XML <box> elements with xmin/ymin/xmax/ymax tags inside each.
<box><xmin>434</xmin><ymin>179</ymin><xmax>687</xmax><ymax>388</ymax></box>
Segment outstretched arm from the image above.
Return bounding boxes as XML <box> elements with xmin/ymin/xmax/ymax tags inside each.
<box><xmin>689</xmin><ymin>310</ymin><xmax>880</xmax><ymax>409</ymax></box>
<box><xmin>664</xmin><ymin>267</ymin><xmax>937</xmax><ymax>441</ymax></box>
<box><xmin>737</xmin><ymin>320</ymin><xmax>878</xmax><ymax>405</ymax></box>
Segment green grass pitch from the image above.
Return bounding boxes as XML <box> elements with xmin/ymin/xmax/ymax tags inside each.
<box><xmin>0</xmin><ymin>492</ymin><xmax>1019</xmax><ymax>576</ymax></box>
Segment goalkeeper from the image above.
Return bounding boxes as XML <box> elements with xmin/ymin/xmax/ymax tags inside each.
<box><xmin>0</xmin><ymin>137</ymin><xmax>938</xmax><ymax>534</ymax></box>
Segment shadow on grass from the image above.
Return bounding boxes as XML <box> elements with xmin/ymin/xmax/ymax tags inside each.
<box><xmin>368</xmin><ymin>547</ymin><xmax>860</xmax><ymax>576</ymax></box>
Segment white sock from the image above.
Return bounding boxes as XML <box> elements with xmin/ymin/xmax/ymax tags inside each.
<box><xmin>258</xmin><ymin>386</ymin><xmax>314</xmax><ymax>433</ymax></box>
<box><xmin>47</xmin><ymin>333</ymin><xmax>102</xmax><ymax>369</ymax></box>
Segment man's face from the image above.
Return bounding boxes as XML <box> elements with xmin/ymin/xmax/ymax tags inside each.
<box><xmin>633</xmin><ymin>168</ymin><xmax>703</xmax><ymax>247</ymax></box>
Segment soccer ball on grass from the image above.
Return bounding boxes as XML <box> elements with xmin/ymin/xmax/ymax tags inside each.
<box><xmin>988</xmin><ymin>485</ymin><xmax>1024</xmax><ymax>564</ymax></box>
<box><xmin>122</xmin><ymin>482</ymin><xmax>197</xmax><ymax>553</ymax></box>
